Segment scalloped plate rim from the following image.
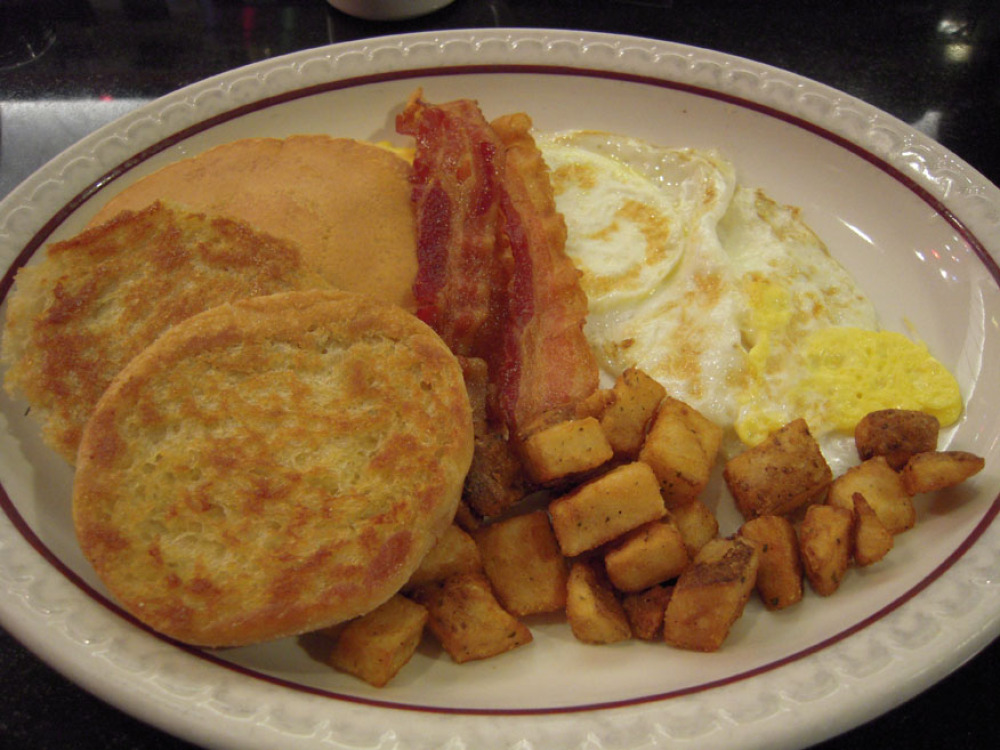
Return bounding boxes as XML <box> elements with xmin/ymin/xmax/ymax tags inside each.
<box><xmin>1</xmin><ymin>28</ymin><xmax>999</xmax><ymax>750</ymax></box>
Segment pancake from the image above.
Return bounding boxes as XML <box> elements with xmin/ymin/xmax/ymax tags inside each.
<box><xmin>1</xmin><ymin>201</ymin><xmax>328</xmax><ymax>463</ymax></box>
<box><xmin>89</xmin><ymin>135</ymin><xmax>418</xmax><ymax>310</ymax></box>
<box><xmin>72</xmin><ymin>288</ymin><xmax>474</xmax><ymax>647</ymax></box>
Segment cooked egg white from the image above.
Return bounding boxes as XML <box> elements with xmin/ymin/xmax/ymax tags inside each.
<box><xmin>720</xmin><ymin>185</ymin><xmax>877</xmax><ymax>446</ymax></box>
<box><xmin>538</xmin><ymin>138</ymin><xmax>686</xmax><ymax>312</ymax></box>
<box><xmin>538</xmin><ymin>131</ymin><xmax>746</xmax><ymax>431</ymax></box>
<box><xmin>537</xmin><ymin>130</ymin><xmax>963</xmax><ymax>462</ymax></box>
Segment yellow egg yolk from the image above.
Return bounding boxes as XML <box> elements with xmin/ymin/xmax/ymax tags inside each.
<box><xmin>736</xmin><ymin>277</ymin><xmax>796</xmax><ymax>444</ymax></box>
<box><xmin>373</xmin><ymin>141</ymin><xmax>415</xmax><ymax>163</ymax></box>
<box><xmin>799</xmin><ymin>327</ymin><xmax>963</xmax><ymax>428</ymax></box>
<box><xmin>737</xmin><ymin>324</ymin><xmax>963</xmax><ymax>446</ymax></box>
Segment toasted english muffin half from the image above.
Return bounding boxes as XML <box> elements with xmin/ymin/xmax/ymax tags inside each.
<box><xmin>73</xmin><ymin>288</ymin><xmax>474</xmax><ymax>648</ymax></box>
<box><xmin>2</xmin><ymin>201</ymin><xmax>328</xmax><ymax>464</ymax></box>
<box><xmin>89</xmin><ymin>135</ymin><xmax>418</xmax><ymax>310</ymax></box>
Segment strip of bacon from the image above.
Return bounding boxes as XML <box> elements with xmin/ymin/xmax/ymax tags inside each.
<box><xmin>490</xmin><ymin>113</ymin><xmax>599</xmax><ymax>434</ymax></box>
<box><xmin>398</xmin><ymin>92</ymin><xmax>598</xmax><ymax>443</ymax></box>
<box><xmin>395</xmin><ymin>91</ymin><xmax>509</xmax><ymax>358</ymax></box>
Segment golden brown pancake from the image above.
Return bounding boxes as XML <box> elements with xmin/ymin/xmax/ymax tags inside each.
<box><xmin>72</xmin><ymin>288</ymin><xmax>474</xmax><ymax>647</ymax></box>
<box><xmin>2</xmin><ymin>201</ymin><xmax>328</xmax><ymax>464</ymax></box>
<box><xmin>89</xmin><ymin>135</ymin><xmax>418</xmax><ymax>309</ymax></box>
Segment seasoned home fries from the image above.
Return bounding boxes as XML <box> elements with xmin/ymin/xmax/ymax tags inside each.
<box><xmin>0</xmin><ymin>90</ymin><xmax>986</xmax><ymax>689</ymax></box>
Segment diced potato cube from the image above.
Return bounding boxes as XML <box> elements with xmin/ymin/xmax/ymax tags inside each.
<box><xmin>460</xmin><ymin>357</ymin><xmax>530</xmax><ymax>520</ymax></box>
<box><xmin>663</xmin><ymin>537</ymin><xmax>759</xmax><ymax>652</ymax></box>
<box><xmin>604</xmin><ymin>521</ymin><xmax>690</xmax><ymax>592</ymax></box>
<box><xmin>577</xmin><ymin>387</ymin><xmax>617</xmax><ymax>421</ymax></box>
<box><xmin>565</xmin><ymin>559</ymin><xmax>632</xmax><ymax>644</ymax></box>
<box><xmin>599</xmin><ymin>367</ymin><xmax>666</xmax><ymax>458</ymax></box>
<box><xmin>724</xmin><ymin>418</ymin><xmax>832</xmax><ymax>519</ymax></box>
<box><xmin>798</xmin><ymin>504</ymin><xmax>854</xmax><ymax>596</ymax></box>
<box><xmin>738</xmin><ymin>515</ymin><xmax>803</xmax><ymax>610</ymax></box>
<box><xmin>406</xmin><ymin>524</ymin><xmax>482</xmax><ymax>589</ymax></box>
<box><xmin>900</xmin><ymin>450</ymin><xmax>986</xmax><ymax>495</ymax></box>
<box><xmin>828</xmin><ymin>456</ymin><xmax>915</xmax><ymax>535</ymax></box>
<box><xmin>668</xmin><ymin>499</ymin><xmax>719</xmax><ymax>558</ymax></box>
<box><xmin>548</xmin><ymin>461</ymin><xmax>666</xmax><ymax>557</ymax></box>
<box><xmin>453</xmin><ymin>499</ymin><xmax>482</xmax><ymax>533</ymax></box>
<box><xmin>459</xmin><ymin>356</ymin><xmax>490</xmax><ymax>435</ymax></box>
<box><xmin>518</xmin><ymin>404</ymin><xmax>574</xmax><ymax>435</ymax></box>
<box><xmin>327</xmin><ymin>594</ymin><xmax>428</xmax><ymax>688</ymax></box>
<box><xmin>622</xmin><ymin>585</ymin><xmax>673</xmax><ymax>641</ymax></box>
<box><xmin>475</xmin><ymin>510</ymin><xmax>568</xmax><ymax>616</ymax></box>
<box><xmin>411</xmin><ymin>572</ymin><xmax>532</xmax><ymax>663</ymax></box>
<box><xmin>639</xmin><ymin>396</ymin><xmax>723</xmax><ymax>508</ymax></box>
<box><xmin>520</xmin><ymin>416</ymin><xmax>614</xmax><ymax>484</ymax></box>
<box><xmin>852</xmin><ymin>493</ymin><xmax>894</xmax><ymax>567</ymax></box>
<box><xmin>692</xmin><ymin>536</ymin><xmax>737</xmax><ymax>564</ymax></box>
<box><xmin>855</xmin><ymin>409</ymin><xmax>940</xmax><ymax>470</ymax></box>
<box><xmin>464</xmin><ymin>430</ymin><xmax>530</xmax><ymax>519</ymax></box>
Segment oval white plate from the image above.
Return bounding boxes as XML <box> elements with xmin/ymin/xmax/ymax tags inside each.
<box><xmin>1</xmin><ymin>29</ymin><xmax>999</xmax><ymax>750</ymax></box>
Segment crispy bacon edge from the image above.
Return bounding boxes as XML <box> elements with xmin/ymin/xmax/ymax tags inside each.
<box><xmin>397</xmin><ymin>94</ymin><xmax>600</xmax><ymax>517</ymax></box>
<box><xmin>490</xmin><ymin>112</ymin><xmax>598</xmax><ymax>435</ymax></box>
<box><xmin>395</xmin><ymin>91</ymin><xmax>509</xmax><ymax>359</ymax></box>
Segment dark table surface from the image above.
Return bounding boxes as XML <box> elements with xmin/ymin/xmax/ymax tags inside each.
<box><xmin>1</xmin><ymin>1</ymin><xmax>998</xmax><ymax>748</ymax></box>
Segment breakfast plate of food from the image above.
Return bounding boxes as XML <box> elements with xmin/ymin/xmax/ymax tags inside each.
<box><xmin>1</xmin><ymin>28</ymin><xmax>998</xmax><ymax>750</ymax></box>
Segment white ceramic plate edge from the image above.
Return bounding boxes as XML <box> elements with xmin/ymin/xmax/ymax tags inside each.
<box><xmin>2</xmin><ymin>29</ymin><xmax>999</xmax><ymax>750</ymax></box>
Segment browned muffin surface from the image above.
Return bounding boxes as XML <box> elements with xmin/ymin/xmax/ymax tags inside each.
<box><xmin>2</xmin><ymin>202</ymin><xmax>327</xmax><ymax>463</ymax></box>
<box><xmin>72</xmin><ymin>289</ymin><xmax>473</xmax><ymax>647</ymax></box>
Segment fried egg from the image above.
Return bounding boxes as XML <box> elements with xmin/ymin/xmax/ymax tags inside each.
<box><xmin>538</xmin><ymin>131</ymin><xmax>746</xmax><ymax>430</ymax></box>
<box><xmin>537</xmin><ymin>130</ymin><xmax>963</xmax><ymax>463</ymax></box>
